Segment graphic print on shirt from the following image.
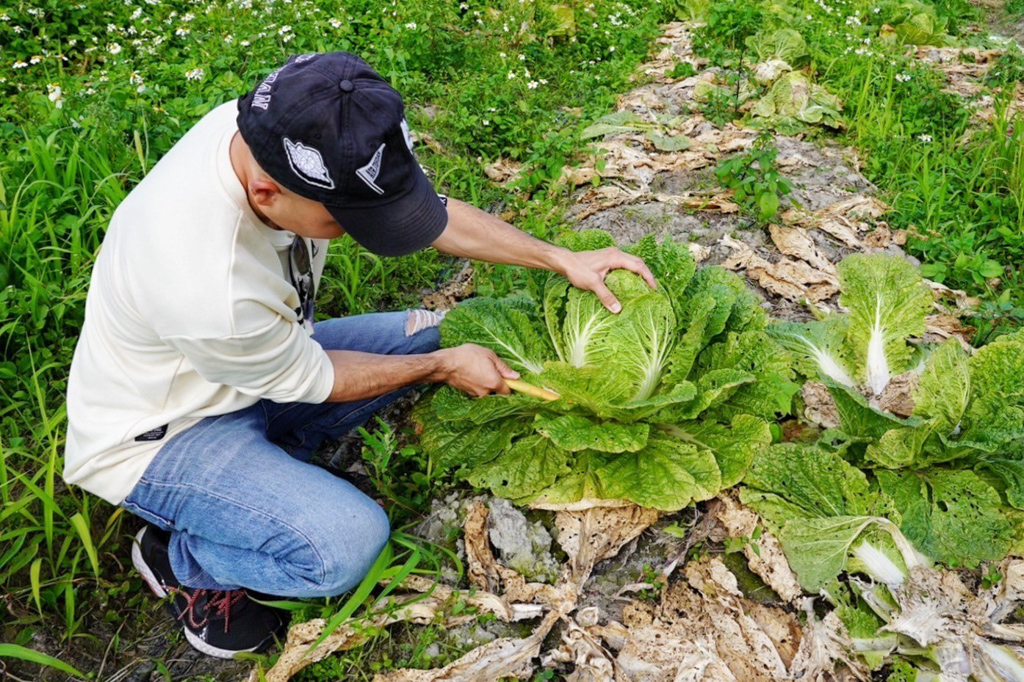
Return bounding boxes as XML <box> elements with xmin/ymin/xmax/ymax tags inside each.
<box><xmin>283</xmin><ymin>138</ymin><xmax>335</xmax><ymax>189</ymax></box>
<box><xmin>289</xmin><ymin>237</ymin><xmax>316</xmax><ymax>334</ymax></box>
<box><xmin>355</xmin><ymin>143</ymin><xmax>386</xmax><ymax>195</ymax></box>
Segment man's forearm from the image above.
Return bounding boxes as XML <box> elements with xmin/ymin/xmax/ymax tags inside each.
<box><xmin>325</xmin><ymin>349</ymin><xmax>445</xmax><ymax>403</ymax></box>
<box><xmin>430</xmin><ymin>198</ymin><xmax>570</xmax><ymax>272</ymax></box>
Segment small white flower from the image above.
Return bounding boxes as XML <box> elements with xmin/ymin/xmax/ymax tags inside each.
<box><xmin>107</xmin><ymin>23</ymin><xmax>117</xmax><ymax>32</ymax></box>
<box><xmin>519</xmin><ymin>54</ymin><xmax>526</xmax><ymax>61</ymax></box>
<box><xmin>224</xmin><ymin>35</ymin><xmax>233</xmax><ymax>43</ymax></box>
<box><xmin>278</xmin><ymin>25</ymin><xmax>291</xmax><ymax>34</ymax></box>
<box><xmin>47</xmin><ymin>83</ymin><xmax>63</xmax><ymax>108</ymax></box>
<box><xmin>499</xmin><ymin>52</ymin><xmax>507</xmax><ymax>58</ymax></box>
<box><xmin>918</xmin><ymin>134</ymin><xmax>932</xmax><ymax>143</ymax></box>
<box><xmin>483</xmin><ymin>119</ymin><xmax>489</xmax><ymax>125</ymax></box>
<box><xmin>524</xmin><ymin>69</ymin><xmax>530</xmax><ymax>78</ymax></box>
<box><xmin>30</xmin><ymin>55</ymin><xmax>42</xmax><ymax>64</ymax></box>
<box><xmin>609</xmin><ymin>45</ymin><xmax>615</xmax><ymax>52</ymax></box>
<box><xmin>109</xmin><ymin>42</ymin><xmax>122</xmax><ymax>54</ymax></box>
<box><xmin>13</xmin><ymin>60</ymin><xmax>28</xmax><ymax>69</ymax></box>
<box><xmin>12</xmin><ymin>26</ymin><xmax>24</xmax><ymax>33</ymax></box>
<box><xmin>0</xmin><ymin>13</ymin><xmax>9</xmax><ymax>21</ymax></box>
<box><xmin>329</xmin><ymin>17</ymin><xmax>342</xmax><ymax>28</ymax></box>
<box><xmin>404</xmin><ymin>22</ymin><xmax>416</xmax><ymax>29</ymax></box>
<box><xmin>137</xmin><ymin>84</ymin><xmax>146</xmax><ymax>93</ymax></box>
<box><xmin>182</xmin><ymin>12</ymin><xmax>194</xmax><ymax>21</ymax></box>
<box><xmin>241</xmin><ymin>39</ymin><xmax>250</xmax><ymax>46</ymax></box>
<box><xmin>527</xmin><ymin>80</ymin><xmax>538</xmax><ymax>89</ymax></box>
<box><xmin>507</xmin><ymin>70</ymin><xmax>516</xmax><ymax>79</ymax></box>
<box><xmin>175</xmin><ymin>27</ymin><xmax>190</xmax><ymax>36</ymax></box>
<box><xmin>185</xmin><ymin>67</ymin><xmax>205</xmax><ymax>81</ymax></box>
<box><xmin>539</xmin><ymin>78</ymin><xmax>548</xmax><ymax>85</ymax></box>
<box><xmin>130</xmin><ymin>71</ymin><xmax>144</xmax><ymax>85</ymax></box>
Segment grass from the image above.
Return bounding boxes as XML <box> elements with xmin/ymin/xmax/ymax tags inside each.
<box><xmin>2</xmin><ymin>0</ymin><xmax>1023</xmax><ymax>676</ymax></box>
<box><xmin>687</xmin><ymin>0</ymin><xmax>1024</xmax><ymax>312</ymax></box>
<box><xmin>0</xmin><ymin>0</ymin><xmax>676</xmax><ymax>677</ymax></box>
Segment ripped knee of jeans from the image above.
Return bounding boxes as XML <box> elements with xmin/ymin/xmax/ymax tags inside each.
<box><xmin>405</xmin><ymin>309</ymin><xmax>445</xmax><ymax>337</ymax></box>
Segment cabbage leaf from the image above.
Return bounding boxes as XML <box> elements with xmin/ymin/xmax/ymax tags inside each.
<box><xmin>415</xmin><ymin>231</ymin><xmax>792</xmax><ymax>511</ymax></box>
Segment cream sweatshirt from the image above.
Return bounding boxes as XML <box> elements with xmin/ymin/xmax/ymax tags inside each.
<box><xmin>64</xmin><ymin>101</ymin><xmax>335</xmax><ymax>504</ymax></box>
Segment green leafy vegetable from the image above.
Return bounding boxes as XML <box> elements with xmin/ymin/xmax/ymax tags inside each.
<box><xmin>415</xmin><ymin>231</ymin><xmax>792</xmax><ymax>510</ymax></box>
<box><xmin>744</xmin><ymin>28</ymin><xmax>808</xmax><ymax>64</ymax></box>
<box><xmin>749</xmin><ymin>71</ymin><xmax>844</xmax><ymax>130</ymax></box>
<box><xmin>741</xmin><ymin>443</ymin><xmax>927</xmax><ymax>591</ymax></box>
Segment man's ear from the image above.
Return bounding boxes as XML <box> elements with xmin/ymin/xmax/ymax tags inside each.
<box><xmin>248</xmin><ymin>178</ymin><xmax>281</xmax><ymax>209</ymax></box>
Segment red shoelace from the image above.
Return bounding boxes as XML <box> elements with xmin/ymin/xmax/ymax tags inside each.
<box><xmin>174</xmin><ymin>587</ymin><xmax>247</xmax><ymax>632</ymax></box>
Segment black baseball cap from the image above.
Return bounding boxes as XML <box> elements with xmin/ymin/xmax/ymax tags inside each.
<box><xmin>237</xmin><ymin>52</ymin><xmax>448</xmax><ymax>256</ymax></box>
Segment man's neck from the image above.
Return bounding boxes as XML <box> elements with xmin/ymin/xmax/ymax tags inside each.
<box><xmin>228</xmin><ymin>131</ymin><xmax>279</xmax><ymax>229</ymax></box>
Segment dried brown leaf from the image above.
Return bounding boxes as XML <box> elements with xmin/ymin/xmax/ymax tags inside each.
<box><xmin>802</xmin><ymin>381</ymin><xmax>841</xmax><ymax>429</ymax></box>
<box><xmin>823</xmin><ymin>195</ymin><xmax>888</xmax><ymax>220</ymax></box>
<box><xmin>373</xmin><ymin>611</ymin><xmax>561</xmax><ymax>682</ymax></box>
<box><xmin>715</xmin><ymin>495</ymin><xmax>804</xmax><ymax>602</ymax></box>
<box><xmin>862</xmin><ymin>223</ymin><xmax>907</xmax><ymax>249</ymax></box>
<box><xmin>555</xmin><ymin>505</ymin><xmax>660</xmax><ymax>586</ymax></box>
<box><xmin>721</xmin><ymin>235</ymin><xmax>839</xmax><ymax>303</ymax></box>
<box><xmin>782</xmin><ymin>209</ymin><xmax>864</xmax><ymax>249</ymax></box>
<box><xmin>484</xmin><ymin>158</ymin><xmax>522</xmax><ymax>184</ymax></box>
<box><xmin>769</xmin><ymin>224</ymin><xmax>837</xmax><ymax>274</ymax></box>
<box><xmin>651</xmin><ymin>192</ymin><xmax>740</xmax><ymax>212</ymax></box>
<box><xmin>875</xmin><ymin>371</ymin><xmax>919</xmax><ymax>418</ymax></box>
<box><xmin>790</xmin><ymin>600</ymin><xmax>870</xmax><ymax>682</ymax></box>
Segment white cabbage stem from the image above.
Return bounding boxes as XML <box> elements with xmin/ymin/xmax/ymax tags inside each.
<box><xmin>812</xmin><ymin>347</ymin><xmax>856</xmax><ymax>388</ymax></box>
<box><xmin>974</xmin><ymin>639</ymin><xmax>1024</xmax><ymax>682</ymax></box>
<box><xmin>852</xmin><ymin>541</ymin><xmax>907</xmax><ymax>588</ymax></box>
<box><xmin>865</xmin><ymin>294</ymin><xmax>891</xmax><ymax>396</ymax></box>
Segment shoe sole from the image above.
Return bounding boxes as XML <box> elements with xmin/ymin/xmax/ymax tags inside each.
<box><xmin>131</xmin><ymin>529</ymin><xmax>271</xmax><ymax>660</ymax></box>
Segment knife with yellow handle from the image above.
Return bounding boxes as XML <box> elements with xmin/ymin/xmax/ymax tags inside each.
<box><xmin>504</xmin><ymin>379</ymin><xmax>560</xmax><ymax>401</ymax></box>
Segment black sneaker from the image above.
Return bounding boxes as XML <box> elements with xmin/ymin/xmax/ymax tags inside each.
<box><xmin>131</xmin><ymin>525</ymin><xmax>287</xmax><ymax>659</ymax></box>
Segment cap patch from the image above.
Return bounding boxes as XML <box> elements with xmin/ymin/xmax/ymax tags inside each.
<box><xmin>400</xmin><ymin>119</ymin><xmax>415</xmax><ymax>153</ymax></box>
<box><xmin>283</xmin><ymin>137</ymin><xmax>335</xmax><ymax>189</ymax></box>
<box><xmin>355</xmin><ymin>143</ymin><xmax>386</xmax><ymax>195</ymax></box>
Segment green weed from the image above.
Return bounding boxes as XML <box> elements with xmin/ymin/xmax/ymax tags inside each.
<box><xmin>714</xmin><ymin>133</ymin><xmax>793</xmax><ymax>223</ymax></box>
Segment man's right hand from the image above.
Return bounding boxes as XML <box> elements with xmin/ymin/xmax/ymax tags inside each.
<box><xmin>433</xmin><ymin>344</ymin><xmax>519</xmax><ymax>397</ymax></box>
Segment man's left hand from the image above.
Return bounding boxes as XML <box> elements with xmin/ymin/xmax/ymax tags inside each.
<box><xmin>561</xmin><ymin>248</ymin><xmax>657</xmax><ymax>313</ymax></box>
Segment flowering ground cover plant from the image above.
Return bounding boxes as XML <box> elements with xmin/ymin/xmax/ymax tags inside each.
<box><xmin>415</xmin><ymin>230</ymin><xmax>795</xmax><ymax>511</ymax></box>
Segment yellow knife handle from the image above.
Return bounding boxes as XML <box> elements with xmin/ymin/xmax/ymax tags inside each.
<box><xmin>504</xmin><ymin>379</ymin><xmax>560</xmax><ymax>401</ymax></box>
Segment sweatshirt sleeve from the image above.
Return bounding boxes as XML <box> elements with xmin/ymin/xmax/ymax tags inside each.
<box><xmin>164</xmin><ymin>318</ymin><xmax>335</xmax><ymax>404</ymax></box>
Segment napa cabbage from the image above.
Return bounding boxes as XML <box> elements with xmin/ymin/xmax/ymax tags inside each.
<box><xmin>765</xmin><ymin>253</ymin><xmax>1024</xmax><ymax>569</ymax></box>
<box><xmin>415</xmin><ymin>230</ymin><xmax>795</xmax><ymax>511</ymax></box>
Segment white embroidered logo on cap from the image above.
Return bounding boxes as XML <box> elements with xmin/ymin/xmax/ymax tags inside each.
<box><xmin>400</xmin><ymin>119</ymin><xmax>415</xmax><ymax>153</ymax></box>
<box><xmin>283</xmin><ymin>138</ymin><xmax>335</xmax><ymax>189</ymax></box>
<box><xmin>355</xmin><ymin>143</ymin><xmax>386</xmax><ymax>195</ymax></box>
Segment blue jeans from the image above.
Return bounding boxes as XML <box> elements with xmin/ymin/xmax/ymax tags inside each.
<box><xmin>121</xmin><ymin>311</ymin><xmax>441</xmax><ymax>598</ymax></box>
